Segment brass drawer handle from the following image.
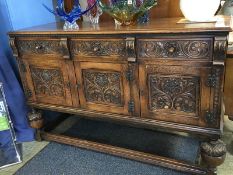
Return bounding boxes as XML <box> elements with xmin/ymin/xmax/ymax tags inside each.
<box><xmin>93</xmin><ymin>47</ymin><xmax>100</xmax><ymax>52</ymax></box>
<box><xmin>35</xmin><ymin>45</ymin><xmax>44</xmax><ymax>50</ymax></box>
<box><xmin>168</xmin><ymin>47</ymin><xmax>175</xmax><ymax>53</ymax></box>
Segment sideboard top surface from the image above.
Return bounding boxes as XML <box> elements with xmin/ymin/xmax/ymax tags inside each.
<box><xmin>9</xmin><ymin>16</ymin><xmax>232</xmax><ymax>35</ymax></box>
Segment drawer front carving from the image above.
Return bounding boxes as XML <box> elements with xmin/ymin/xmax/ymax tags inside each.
<box><xmin>70</xmin><ymin>39</ymin><xmax>126</xmax><ymax>59</ymax></box>
<box><xmin>149</xmin><ymin>75</ymin><xmax>199</xmax><ymax>115</ymax></box>
<box><xmin>83</xmin><ymin>70</ymin><xmax>122</xmax><ymax>105</ymax></box>
<box><xmin>138</xmin><ymin>38</ymin><xmax>213</xmax><ymax>59</ymax></box>
<box><xmin>17</xmin><ymin>38</ymin><xmax>69</xmax><ymax>58</ymax></box>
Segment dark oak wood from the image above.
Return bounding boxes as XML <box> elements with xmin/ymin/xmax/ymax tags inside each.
<box><xmin>8</xmin><ymin>17</ymin><xmax>232</xmax><ymax>35</ymax></box>
<box><xmin>225</xmin><ymin>38</ymin><xmax>233</xmax><ymax>120</ymax></box>
<box><xmin>224</xmin><ymin>59</ymin><xmax>233</xmax><ymax>120</ymax></box>
<box><xmin>9</xmin><ymin>18</ymin><xmax>231</xmax><ymax>175</ymax></box>
<box><xmin>201</xmin><ymin>140</ymin><xmax>227</xmax><ymax>175</ymax></box>
<box><xmin>74</xmin><ymin>61</ymin><xmax>131</xmax><ymax>115</ymax></box>
<box><xmin>27</xmin><ymin>102</ymin><xmax>222</xmax><ymax>137</ymax></box>
<box><xmin>41</xmin><ymin>131</ymin><xmax>207</xmax><ymax>175</ymax></box>
<box><xmin>18</xmin><ymin>58</ymin><xmax>73</xmax><ymax>106</ymax></box>
<box><xmin>139</xmin><ymin>64</ymin><xmax>213</xmax><ymax>127</ymax></box>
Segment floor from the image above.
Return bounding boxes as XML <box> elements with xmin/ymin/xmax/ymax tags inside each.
<box><xmin>0</xmin><ymin>116</ymin><xmax>233</xmax><ymax>175</ymax></box>
<box><xmin>0</xmin><ymin>141</ymin><xmax>49</xmax><ymax>175</ymax></box>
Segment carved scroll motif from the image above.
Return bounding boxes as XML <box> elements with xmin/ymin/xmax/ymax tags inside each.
<box><xmin>30</xmin><ymin>67</ymin><xmax>65</xmax><ymax>97</ymax></box>
<box><xmin>213</xmin><ymin>36</ymin><xmax>227</xmax><ymax>64</ymax></box>
<box><xmin>149</xmin><ymin>75</ymin><xmax>199</xmax><ymax>114</ymax></box>
<box><xmin>139</xmin><ymin>40</ymin><xmax>212</xmax><ymax>59</ymax></box>
<box><xmin>18</xmin><ymin>40</ymin><xmax>63</xmax><ymax>55</ymax></box>
<box><xmin>60</xmin><ymin>38</ymin><xmax>70</xmax><ymax>59</ymax></box>
<box><xmin>126</xmin><ymin>37</ymin><xmax>136</xmax><ymax>62</ymax></box>
<box><xmin>83</xmin><ymin>70</ymin><xmax>122</xmax><ymax>105</ymax></box>
<box><xmin>71</xmin><ymin>40</ymin><xmax>126</xmax><ymax>57</ymax></box>
<box><xmin>9</xmin><ymin>37</ymin><xmax>19</xmax><ymax>57</ymax></box>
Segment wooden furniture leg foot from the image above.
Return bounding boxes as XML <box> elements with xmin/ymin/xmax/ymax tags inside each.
<box><xmin>28</xmin><ymin>109</ymin><xmax>44</xmax><ymax>141</ymax></box>
<box><xmin>35</xmin><ymin>129</ymin><xmax>42</xmax><ymax>141</ymax></box>
<box><xmin>201</xmin><ymin>139</ymin><xmax>226</xmax><ymax>175</ymax></box>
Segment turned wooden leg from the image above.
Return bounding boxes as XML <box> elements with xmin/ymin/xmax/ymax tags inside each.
<box><xmin>27</xmin><ymin>109</ymin><xmax>44</xmax><ymax>141</ymax></box>
<box><xmin>201</xmin><ymin>139</ymin><xmax>226</xmax><ymax>175</ymax></box>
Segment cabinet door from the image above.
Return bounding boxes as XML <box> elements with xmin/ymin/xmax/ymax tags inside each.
<box><xmin>18</xmin><ymin>58</ymin><xmax>73</xmax><ymax>106</ymax></box>
<box><xmin>74</xmin><ymin>62</ymin><xmax>131</xmax><ymax>115</ymax></box>
<box><xmin>139</xmin><ymin>64</ymin><xmax>212</xmax><ymax>127</ymax></box>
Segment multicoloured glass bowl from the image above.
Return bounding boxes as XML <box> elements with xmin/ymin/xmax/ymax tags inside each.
<box><xmin>98</xmin><ymin>0</ymin><xmax>157</xmax><ymax>26</ymax></box>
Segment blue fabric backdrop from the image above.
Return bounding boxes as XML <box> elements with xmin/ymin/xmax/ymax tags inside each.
<box><xmin>0</xmin><ymin>47</ymin><xmax>35</xmax><ymax>143</ymax></box>
<box><xmin>0</xmin><ymin>0</ymin><xmax>56</xmax><ymax>147</ymax></box>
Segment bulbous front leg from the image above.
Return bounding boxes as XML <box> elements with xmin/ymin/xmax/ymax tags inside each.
<box><xmin>28</xmin><ymin>109</ymin><xmax>43</xmax><ymax>129</ymax></box>
<box><xmin>28</xmin><ymin>109</ymin><xmax>44</xmax><ymax>141</ymax></box>
<box><xmin>201</xmin><ymin>139</ymin><xmax>226</xmax><ymax>175</ymax></box>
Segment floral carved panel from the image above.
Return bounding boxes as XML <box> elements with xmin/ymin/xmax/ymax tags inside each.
<box><xmin>30</xmin><ymin>67</ymin><xmax>65</xmax><ymax>97</ymax></box>
<box><xmin>83</xmin><ymin>70</ymin><xmax>123</xmax><ymax>105</ymax></box>
<box><xmin>149</xmin><ymin>75</ymin><xmax>199</xmax><ymax>115</ymax></box>
<box><xmin>138</xmin><ymin>40</ymin><xmax>212</xmax><ymax>59</ymax></box>
<box><xmin>71</xmin><ymin>40</ymin><xmax>126</xmax><ymax>57</ymax></box>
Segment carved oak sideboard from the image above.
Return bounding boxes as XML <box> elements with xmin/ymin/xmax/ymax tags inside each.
<box><xmin>9</xmin><ymin>18</ymin><xmax>231</xmax><ymax>175</ymax></box>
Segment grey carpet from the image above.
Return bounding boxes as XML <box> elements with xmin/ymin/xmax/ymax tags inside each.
<box><xmin>64</xmin><ymin>119</ymin><xmax>200</xmax><ymax>164</ymax></box>
<box><xmin>15</xmin><ymin>118</ymin><xmax>201</xmax><ymax>175</ymax></box>
<box><xmin>15</xmin><ymin>142</ymin><xmax>190</xmax><ymax>175</ymax></box>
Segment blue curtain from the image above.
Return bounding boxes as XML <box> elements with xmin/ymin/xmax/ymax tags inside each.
<box><xmin>0</xmin><ymin>47</ymin><xmax>35</xmax><ymax>143</ymax></box>
<box><xmin>0</xmin><ymin>0</ymin><xmax>57</xmax><ymax>147</ymax></box>
<box><xmin>0</xmin><ymin>0</ymin><xmax>57</xmax><ymax>163</ymax></box>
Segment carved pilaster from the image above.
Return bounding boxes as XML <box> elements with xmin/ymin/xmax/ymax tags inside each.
<box><xmin>9</xmin><ymin>37</ymin><xmax>19</xmax><ymax>57</ymax></box>
<box><xmin>126</xmin><ymin>37</ymin><xmax>136</xmax><ymax>62</ymax></box>
<box><xmin>213</xmin><ymin>67</ymin><xmax>223</xmax><ymax>126</ymax></box>
<box><xmin>60</xmin><ymin>38</ymin><xmax>70</xmax><ymax>59</ymax></box>
<box><xmin>201</xmin><ymin>139</ymin><xmax>226</xmax><ymax>175</ymax></box>
<box><xmin>213</xmin><ymin>36</ymin><xmax>227</xmax><ymax>65</ymax></box>
<box><xmin>205</xmin><ymin>67</ymin><xmax>223</xmax><ymax>127</ymax></box>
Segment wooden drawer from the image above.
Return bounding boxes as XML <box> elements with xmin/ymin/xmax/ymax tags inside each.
<box><xmin>137</xmin><ymin>38</ymin><xmax>213</xmax><ymax>60</ymax></box>
<box><xmin>70</xmin><ymin>38</ymin><xmax>127</xmax><ymax>61</ymax></box>
<box><xmin>16</xmin><ymin>37</ymin><xmax>69</xmax><ymax>59</ymax></box>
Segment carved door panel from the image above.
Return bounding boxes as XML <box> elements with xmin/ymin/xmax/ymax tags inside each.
<box><xmin>74</xmin><ymin>62</ymin><xmax>131</xmax><ymax>115</ymax></box>
<box><xmin>139</xmin><ymin>64</ymin><xmax>212</xmax><ymax>127</ymax></box>
<box><xmin>19</xmin><ymin>58</ymin><xmax>73</xmax><ymax>106</ymax></box>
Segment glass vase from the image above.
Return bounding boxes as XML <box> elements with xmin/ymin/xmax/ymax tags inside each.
<box><xmin>63</xmin><ymin>21</ymin><xmax>79</xmax><ymax>30</ymax></box>
<box><xmin>136</xmin><ymin>0</ymin><xmax>149</xmax><ymax>23</ymax></box>
<box><xmin>80</xmin><ymin>0</ymin><xmax>102</xmax><ymax>24</ymax></box>
<box><xmin>88</xmin><ymin>0</ymin><xmax>103</xmax><ymax>24</ymax></box>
